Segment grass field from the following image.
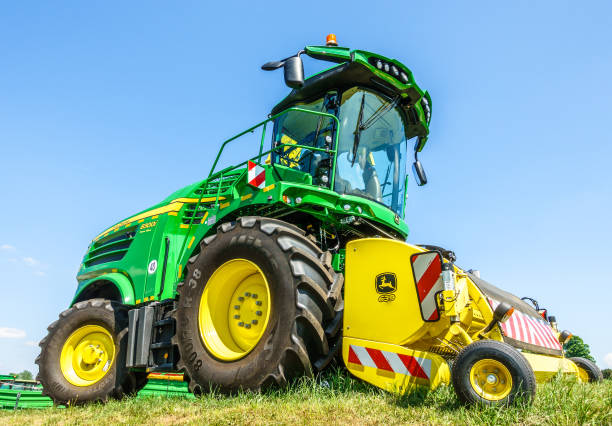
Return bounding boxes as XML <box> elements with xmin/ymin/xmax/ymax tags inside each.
<box><xmin>1</xmin><ymin>369</ymin><xmax>610</xmax><ymax>425</ymax></box>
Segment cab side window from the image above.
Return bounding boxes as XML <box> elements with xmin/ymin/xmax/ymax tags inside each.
<box><xmin>271</xmin><ymin>94</ymin><xmax>337</xmax><ymax>185</ymax></box>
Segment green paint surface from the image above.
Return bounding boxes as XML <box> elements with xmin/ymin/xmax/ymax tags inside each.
<box><xmin>73</xmin><ymin>46</ymin><xmax>430</xmax><ymax>308</ymax></box>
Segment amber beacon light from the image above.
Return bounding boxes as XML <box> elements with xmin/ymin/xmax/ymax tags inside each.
<box><xmin>326</xmin><ymin>34</ymin><xmax>338</xmax><ymax>46</ymax></box>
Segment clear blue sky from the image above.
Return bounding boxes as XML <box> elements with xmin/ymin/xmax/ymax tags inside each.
<box><xmin>1</xmin><ymin>1</ymin><xmax>611</xmax><ymax>374</ymax></box>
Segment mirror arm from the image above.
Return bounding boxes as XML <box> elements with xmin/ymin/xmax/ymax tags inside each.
<box><xmin>263</xmin><ymin>50</ymin><xmax>306</xmax><ymax>71</ymax></box>
<box><xmin>280</xmin><ymin>50</ymin><xmax>305</xmax><ymax>62</ymax></box>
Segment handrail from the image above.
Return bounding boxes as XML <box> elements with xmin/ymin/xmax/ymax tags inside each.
<box><xmin>195</xmin><ymin>142</ymin><xmax>336</xmax><ymax>190</ymax></box>
<box><xmin>176</xmin><ymin>107</ymin><xmax>340</xmax><ymax>269</ymax></box>
<box><xmin>207</xmin><ymin>107</ymin><xmax>340</xmax><ymax>181</ymax></box>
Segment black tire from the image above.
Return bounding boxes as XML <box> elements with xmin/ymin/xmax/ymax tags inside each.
<box><xmin>174</xmin><ymin>216</ymin><xmax>344</xmax><ymax>394</ymax></box>
<box><xmin>452</xmin><ymin>340</ymin><xmax>536</xmax><ymax>406</ymax></box>
<box><xmin>569</xmin><ymin>357</ymin><xmax>603</xmax><ymax>382</ymax></box>
<box><xmin>36</xmin><ymin>298</ymin><xmax>146</xmax><ymax>404</ymax></box>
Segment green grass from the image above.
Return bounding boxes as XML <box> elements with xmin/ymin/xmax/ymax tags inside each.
<box><xmin>2</xmin><ymin>369</ymin><xmax>611</xmax><ymax>425</ymax></box>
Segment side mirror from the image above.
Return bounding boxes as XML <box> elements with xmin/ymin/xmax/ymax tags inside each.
<box><xmin>412</xmin><ymin>160</ymin><xmax>427</xmax><ymax>186</ymax></box>
<box><xmin>261</xmin><ymin>60</ymin><xmax>284</xmax><ymax>71</ymax></box>
<box><xmin>283</xmin><ymin>56</ymin><xmax>304</xmax><ymax>89</ymax></box>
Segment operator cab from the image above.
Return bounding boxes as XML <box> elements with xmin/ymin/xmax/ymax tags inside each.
<box><xmin>265</xmin><ymin>37</ymin><xmax>431</xmax><ymax>217</ymax></box>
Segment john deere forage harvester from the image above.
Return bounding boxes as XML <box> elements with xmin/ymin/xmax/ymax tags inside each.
<box><xmin>37</xmin><ymin>35</ymin><xmax>601</xmax><ymax>407</ymax></box>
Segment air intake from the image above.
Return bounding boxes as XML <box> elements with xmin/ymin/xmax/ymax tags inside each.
<box><xmin>84</xmin><ymin>226</ymin><xmax>137</xmax><ymax>267</ymax></box>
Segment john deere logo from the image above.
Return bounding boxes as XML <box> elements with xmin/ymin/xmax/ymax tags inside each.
<box><xmin>375</xmin><ymin>273</ymin><xmax>397</xmax><ymax>294</ymax></box>
<box><xmin>376</xmin><ymin>273</ymin><xmax>397</xmax><ymax>302</ymax></box>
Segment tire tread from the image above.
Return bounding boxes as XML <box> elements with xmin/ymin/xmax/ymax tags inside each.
<box><xmin>174</xmin><ymin>216</ymin><xmax>343</xmax><ymax>393</ymax></box>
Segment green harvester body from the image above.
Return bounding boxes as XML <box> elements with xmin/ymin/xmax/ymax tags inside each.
<box><xmin>37</xmin><ymin>37</ymin><xmax>598</xmax><ymax>409</ymax></box>
<box><xmin>73</xmin><ymin>44</ymin><xmax>431</xmax><ymax>309</ymax></box>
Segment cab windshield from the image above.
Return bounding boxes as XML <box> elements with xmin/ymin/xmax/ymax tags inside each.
<box><xmin>270</xmin><ymin>88</ymin><xmax>412</xmax><ymax>215</ymax></box>
<box><xmin>334</xmin><ymin>88</ymin><xmax>411</xmax><ymax>214</ymax></box>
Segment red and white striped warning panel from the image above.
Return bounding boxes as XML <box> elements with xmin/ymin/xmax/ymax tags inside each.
<box><xmin>347</xmin><ymin>344</ymin><xmax>431</xmax><ymax>380</ymax></box>
<box><xmin>247</xmin><ymin>160</ymin><xmax>265</xmax><ymax>189</ymax></box>
<box><xmin>411</xmin><ymin>252</ymin><xmax>443</xmax><ymax>321</ymax></box>
<box><xmin>489</xmin><ymin>299</ymin><xmax>562</xmax><ymax>351</ymax></box>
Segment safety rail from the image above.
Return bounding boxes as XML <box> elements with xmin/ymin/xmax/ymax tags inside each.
<box><xmin>199</xmin><ymin>107</ymin><xmax>339</xmax><ymax>207</ymax></box>
<box><xmin>176</xmin><ymin>107</ymin><xmax>340</xmax><ymax>263</ymax></box>
<box><xmin>208</xmin><ymin>107</ymin><xmax>339</xmax><ymax>186</ymax></box>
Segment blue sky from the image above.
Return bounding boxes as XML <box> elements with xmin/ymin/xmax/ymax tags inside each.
<box><xmin>0</xmin><ymin>1</ymin><xmax>611</xmax><ymax>374</ymax></box>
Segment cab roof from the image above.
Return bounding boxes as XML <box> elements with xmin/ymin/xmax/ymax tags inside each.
<box><xmin>270</xmin><ymin>46</ymin><xmax>432</xmax><ymax>150</ymax></box>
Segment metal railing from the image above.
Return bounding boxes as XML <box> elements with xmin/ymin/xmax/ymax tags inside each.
<box><xmin>207</xmin><ymin>107</ymin><xmax>340</xmax><ymax>187</ymax></box>
<box><xmin>176</xmin><ymin>107</ymin><xmax>340</xmax><ymax>262</ymax></box>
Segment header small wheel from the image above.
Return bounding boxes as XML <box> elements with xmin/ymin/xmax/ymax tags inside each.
<box><xmin>569</xmin><ymin>357</ymin><xmax>603</xmax><ymax>382</ymax></box>
<box><xmin>452</xmin><ymin>340</ymin><xmax>536</xmax><ymax>406</ymax></box>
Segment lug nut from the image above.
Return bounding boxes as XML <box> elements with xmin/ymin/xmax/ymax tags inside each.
<box><xmin>252</xmin><ymin>294</ymin><xmax>258</xmax><ymax>299</ymax></box>
<box><xmin>234</xmin><ymin>305</ymin><xmax>240</xmax><ymax>310</ymax></box>
<box><xmin>245</xmin><ymin>292</ymin><xmax>251</xmax><ymax>297</ymax></box>
<box><xmin>238</xmin><ymin>322</ymin><xmax>244</xmax><ymax>327</ymax></box>
<box><xmin>252</xmin><ymin>320</ymin><xmax>258</xmax><ymax>325</ymax></box>
<box><xmin>256</xmin><ymin>311</ymin><xmax>262</xmax><ymax>316</ymax></box>
<box><xmin>238</xmin><ymin>296</ymin><xmax>244</xmax><ymax>302</ymax></box>
<box><xmin>256</xmin><ymin>301</ymin><xmax>262</xmax><ymax>306</ymax></box>
<box><xmin>245</xmin><ymin>324</ymin><xmax>251</xmax><ymax>329</ymax></box>
<box><xmin>234</xmin><ymin>315</ymin><xmax>240</xmax><ymax>319</ymax></box>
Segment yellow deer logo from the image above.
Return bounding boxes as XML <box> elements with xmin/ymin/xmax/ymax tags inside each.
<box><xmin>375</xmin><ymin>273</ymin><xmax>397</xmax><ymax>294</ymax></box>
<box><xmin>379</xmin><ymin>277</ymin><xmax>395</xmax><ymax>290</ymax></box>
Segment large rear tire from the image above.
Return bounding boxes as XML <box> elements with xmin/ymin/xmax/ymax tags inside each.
<box><xmin>36</xmin><ymin>298</ymin><xmax>146</xmax><ymax>405</ymax></box>
<box><xmin>174</xmin><ymin>216</ymin><xmax>344</xmax><ymax>393</ymax></box>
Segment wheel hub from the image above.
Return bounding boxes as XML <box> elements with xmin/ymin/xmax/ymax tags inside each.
<box><xmin>469</xmin><ymin>359</ymin><xmax>512</xmax><ymax>401</ymax></box>
<box><xmin>198</xmin><ymin>258</ymin><xmax>271</xmax><ymax>361</ymax></box>
<box><xmin>60</xmin><ymin>324</ymin><xmax>115</xmax><ymax>387</ymax></box>
<box><xmin>228</xmin><ymin>275</ymin><xmax>269</xmax><ymax>351</ymax></box>
<box><xmin>81</xmin><ymin>344</ymin><xmax>104</xmax><ymax>365</ymax></box>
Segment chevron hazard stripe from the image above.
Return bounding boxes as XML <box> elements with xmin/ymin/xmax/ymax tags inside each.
<box><xmin>489</xmin><ymin>298</ymin><xmax>562</xmax><ymax>351</ymax></box>
<box><xmin>411</xmin><ymin>252</ymin><xmax>443</xmax><ymax>321</ymax></box>
<box><xmin>247</xmin><ymin>161</ymin><xmax>265</xmax><ymax>189</ymax></box>
<box><xmin>347</xmin><ymin>345</ymin><xmax>431</xmax><ymax>380</ymax></box>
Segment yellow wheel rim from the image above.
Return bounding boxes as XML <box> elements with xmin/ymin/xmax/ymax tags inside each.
<box><xmin>577</xmin><ymin>366</ymin><xmax>590</xmax><ymax>383</ymax></box>
<box><xmin>469</xmin><ymin>359</ymin><xmax>513</xmax><ymax>401</ymax></box>
<box><xmin>198</xmin><ymin>258</ymin><xmax>271</xmax><ymax>361</ymax></box>
<box><xmin>60</xmin><ymin>324</ymin><xmax>115</xmax><ymax>387</ymax></box>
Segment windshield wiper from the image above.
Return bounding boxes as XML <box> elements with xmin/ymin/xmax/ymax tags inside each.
<box><xmin>351</xmin><ymin>95</ymin><xmax>400</xmax><ymax>166</ymax></box>
<box><xmin>351</xmin><ymin>93</ymin><xmax>366</xmax><ymax>166</ymax></box>
<box><xmin>361</xmin><ymin>95</ymin><xmax>400</xmax><ymax>131</ymax></box>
